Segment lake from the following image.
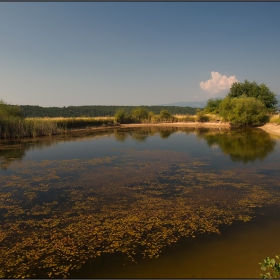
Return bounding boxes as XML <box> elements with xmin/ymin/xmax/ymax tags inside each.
<box><xmin>1</xmin><ymin>126</ymin><xmax>280</xmax><ymax>278</ymax></box>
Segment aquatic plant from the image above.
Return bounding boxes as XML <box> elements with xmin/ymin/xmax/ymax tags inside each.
<box><xmin>260</xmin><ymin>255</ymin><xmax>280</xmax><ymax>279</ymax></box>
<box><xmin>1</xmin><ymin>146</ymin><xmax>280</xmax><ymax>278</ymax></box>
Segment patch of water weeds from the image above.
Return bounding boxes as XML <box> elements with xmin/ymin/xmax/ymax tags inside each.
<box><xmin>1</xmin><ymin>145</ymin><xmax>280</xmax><ymax>278</ymax></box>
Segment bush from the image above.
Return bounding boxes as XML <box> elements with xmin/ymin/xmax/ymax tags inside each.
<box><xmin>114</xmin><ymin>109</ymin><xmax>132</xmax><ymax>124</ymax></box>
<box><xmin>219</xmin><ymin>96</ymin><xmax>268</xmax><ymax>125</ymax></box>
<box><xmin>204</xmin><ymin>98</ymin><xmax>223</xmax><ymax>114</ymax></box>
<box><xmin>131</xmin><ymin>107</ymin><xmax>149</xmax><ymax>123</ymax></box>
<box><xmin>227</xmin><ymin>80</ymin><xmax>278</xmax><ymax>112</ymax></box>
<box><xmin>0</xmin><ymin>99</ymin><xmax>23</xmax><ymax>119</ymax></box>
<box><xmin>196</xmin><ymin>111</ymin><xmax>210</xmax><ymax>122</ymax></box>
<box><xmin>159</xmin><ymin>110</ymin><xmax>174</xmax><ymax>122</ymax></box>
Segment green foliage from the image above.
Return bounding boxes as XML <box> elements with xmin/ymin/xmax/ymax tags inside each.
<box><xmin>49</xmin><ymin>117</ymin><xmax>114</xmax><ymax>129</ymax></box>
<box><xmin>259</xmin><ymin>255</ymin><xmax>280</xmax><ymax>279</ymax></box>
<box><xmin>20</xmin><ymin>105</ymin><xmax>197</xmax><ymax>118</ymax></box>
<box><xmin>114</xmin><ymin>109</ymin><xmax>126</xmax><ymax>124</ymax></box>
<box><xmin>269</xmin><ymin>114</ymin><xmax>280</xmax><ymax>124</ymax></box>
<box><xmin>219</xmin><ymin>96</ymin><xmax>268</xmax><ymax>125</ymax></box>
<box><xmin>148</xmin><ymin>111</ymin><xmax>155</xmax><ymax>122</ymax></box>
<box><xmin>159</xmin><ymin>110</ymin><xmax>174</xmax><ymax>122</ymax></box>
<box><xmin>200</xmin><ymin>128</ymin><xmax>276</xmax><ymax>164</ymax></box>
<box><xmin>0</xmin><ymin>99</ymin><xmax>23</xmax><ymax>119</ymax></box>
<box><xmin>204</xmin><ymin>98</ymin><xmax>223</xmax><ymax>114</ymax></box>
<box><xmin>0</xmin><ymin>100</ymin><xmax>61</xmax><ymax>138</ymax></box>
<box><xmin>227</xmin><ymin>80</ymin><xmax>278</xmax><ymax>111</ymax></box>
<box><xmin>196</xmin><ymin>110</ymin><xmax>210</xmax><ymax>122</ymax></box>
<box><xmin>114</xmin><ymin>109</ymin><xmax>132</xmax><ymax>124</ymax></box>
<box><xmin>131</xmin><ymin>107</ymin><xmax>149</xmax><ymax>123</ymax></box>
<box><xmin>0</xmin><ymin>118</ymin><xmax>62</xmax><ymax>139</ymax></box>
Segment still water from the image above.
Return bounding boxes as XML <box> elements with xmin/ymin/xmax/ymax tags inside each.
<box><xmin>0</xmin><ymin>126</ymin><xmax>280</xmax><ymax>278</ymax></box>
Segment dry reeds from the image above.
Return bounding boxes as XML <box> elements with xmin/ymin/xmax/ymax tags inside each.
<box><xmin>270</xmin><ymin>114</ymin><xmax>280</xmax><ymax>124</ymax></box>
<box><xmin>0</xmin><ymin>117</ymin><xmax>117</xmax><ymax>139</ymax></box>
<box><xmin>0</xmin><ymin>118</ymin><xmax>62</xmax><ymax>139</ymax></box>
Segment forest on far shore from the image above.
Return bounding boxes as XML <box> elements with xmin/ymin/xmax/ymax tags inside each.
<box><xmin>18</xmin><ymin>105</ymin><xmax>198</xmax><ymax>118</ymax></box>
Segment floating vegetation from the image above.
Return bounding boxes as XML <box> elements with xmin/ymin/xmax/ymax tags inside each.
<box><xmin>0</xmin><ymin>128</ymin><xmax>279</xmax><ymax>278</ymax></box>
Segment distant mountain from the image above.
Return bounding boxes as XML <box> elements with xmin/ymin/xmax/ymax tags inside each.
<box><xmin>160</xmin><ymin>100</ymin><xmax>208</xmax><ymax>108</ymax></box>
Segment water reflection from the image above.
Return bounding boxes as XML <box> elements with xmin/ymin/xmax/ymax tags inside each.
<box><xmin>197</xmin><ymin>128</ymin><xmax>276</xmax><ymax>164</ymax></box>
<box><xmin>0</xmin><ymin>127</ymin><xmax>280</xmax><ymax>278</ymax></box>
<box><xmin>1</xmin><ymin>127</ymin><xmax>276</xmax><ymax>170</ymax></box>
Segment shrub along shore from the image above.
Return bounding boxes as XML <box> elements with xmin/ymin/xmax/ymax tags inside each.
<box><xmin>1</xmin><ymin>113</ymin><xmax>280</xmax><ymax>139</ymax></box>
<box><xmin>0</xmin><ymin>102</ymin><xmax>228</xmax><ymax>139</ymax></box>
<box><xmin>1</xmin><ymin>78</ymin><xmax>280</xmax><ymax>140</ymax></box>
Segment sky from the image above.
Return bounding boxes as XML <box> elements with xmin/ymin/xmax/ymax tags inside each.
<box><xmin>0</xmin><ymin>2</ymin><xmax>280</xmax><ymax>107</ymax></box>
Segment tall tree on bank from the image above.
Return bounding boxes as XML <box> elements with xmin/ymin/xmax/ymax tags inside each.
<box><xmin>219</xmin><ymin>96</ymin><xmax>268</xmax><ymax>125</ymax></box>
<box><xmin>227</xmin><ymin>80</ymin><xmax>278</xmax><ymax>112</ymax></box>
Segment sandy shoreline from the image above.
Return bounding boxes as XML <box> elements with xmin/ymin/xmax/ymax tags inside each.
<box><xmin>257</xmin><ymin>123</ymin><xmax>280</xmax><ymax>137</ymax></box>
<box><xmin>68</xmin><ymin>121</ymin><xmax>280</xmax><ymax>138</ymax></box>
<box><xmin>68</xmin><ymin>121</ymin><xmax>231</xmax><ymax>133</ymax></box>
<box><xmin>119</xmin><ymin>122</ymin><xmax>231</xmax><ymax>128</ymax></box>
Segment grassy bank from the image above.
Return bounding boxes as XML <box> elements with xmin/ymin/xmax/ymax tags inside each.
<box><xmin>0</xmin><ymin>114</ymin><xmax>204</xmax><ymax>139</ymax></box>
<box><xmin>27</xmin><ymin>117</ymin><xmax>116</xmax><ymax>129</ymax></box>
<box><xmin>269</xmin><ymin>114</ymin><xmax>280</xmax><ymax>124</ymax></box>
<box><xmin>0</xmin><ymin>118</ymin><xmax>63</xmax><ymax>138</ymax></box>
<box><xmin>2</xmin><ymin>113</ymin><xmax>278</xmax><ymax>139</ymax></box>
<box><xmin>0</xmin><ymin>117</ymin><xmax>117</xmax><ymax>139</ymax></box>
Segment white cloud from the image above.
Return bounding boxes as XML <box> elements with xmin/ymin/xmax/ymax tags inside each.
<box><xmin>199</xmin><ymin>71</ymin><xmax>239</xmax><ymax>94</ymax></box>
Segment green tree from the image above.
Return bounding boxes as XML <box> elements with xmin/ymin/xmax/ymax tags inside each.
<box><xmin>148</xmin><ymin>111</ymin><xmax>155</xmax><ymax>122</ymax></box>
<box><xmin>227</xmin><ymin>80</ymin><xmax>278</xmax><ymax>112</ymax></box>
<box><xmin>131</xmin><ymin>107</ymin><xmax>148</xmax><ymax>123</ymax></box>
<box><xmin>0</xmin><ymin>99</ymin><xmax>23</xmax><ymax>119</ymax></box>
<box><xmin>159</xmin><ymin>110</ymin><xmax>173</xmax><ymax>123</ymax></box>
<box><xmin>114</xmin><ymin>109</ymin><xmax>127</xmax><ymax>124</ymax></box>
<box><xmin>204</xmin><ymin>98</ymin><xmax>223</xmax><ymax>114</ymax></box>
<box><xmin>219</xmin><ymin>96</ymin><xmax>268</xmax><ymax>125</ymax></box>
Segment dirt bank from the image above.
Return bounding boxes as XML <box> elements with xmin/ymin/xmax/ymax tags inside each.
<box><xmin>119</xmin><ymin>122</ymin><xmax>231</xmax><ymax>128</ymax></box>
<box><xmin>68</xmin><ymin>122</ymin><xmax>231</xmax><ymax>133</ymax></box>
<box><xmin>66</xmin><ymin>122</ymin><xmax>280</xmax><ymax>138</ymax></box>
<box><xmin>258</xmin><ymin>123</ymin><xmax>280</xmax><ymax>137</ymax></box>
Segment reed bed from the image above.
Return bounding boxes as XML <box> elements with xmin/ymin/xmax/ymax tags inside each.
<box><xmin>0</xmin><ymin>118</ymin><xmax>62</xmax><ymax>139</ymax></box>
<box><xmin>0</xmin><ymin>117</ymin><xmax>117</xmax><ymax>139</ymax></box>
<box><xmin>28</xmin><ymin>117</ymin><xmax>115</xmax><ymax>129</ymax></box>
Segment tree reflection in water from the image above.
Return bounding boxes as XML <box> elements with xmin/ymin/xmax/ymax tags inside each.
<box><xmin>0</xmin><ymin>127</ymin><xmax>279</xmax><ymax>278</ymax></box>
<box><xmin>196</xmin><ymin>127</ymin><xmax>276</xmax><ymax>164</ymax></box>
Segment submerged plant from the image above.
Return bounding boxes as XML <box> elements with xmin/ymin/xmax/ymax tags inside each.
<box><xmin>259</xmin><ymin>255</ymin><xmax>280</xmax><ymax>279</ymax></box>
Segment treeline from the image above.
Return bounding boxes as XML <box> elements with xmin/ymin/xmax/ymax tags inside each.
<box><xmin>1</xmin><ymin>98</ymin><xmax>200</xmax><ymax>138</ymax></box>
<box><xmin>0</xmin><ymin>100</ymin><xmax>63</xmax><ymax>138</ymax></box>
<box><xmin>18</xmin><ymin>105</ymin><xmax>197</xmax><ymax>118</ymax></box>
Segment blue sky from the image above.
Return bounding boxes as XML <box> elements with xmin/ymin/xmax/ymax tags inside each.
<box><xmin>0</xmin><ymin>2</ymin><xmax>279</xmax><ymax>107</ymax></box>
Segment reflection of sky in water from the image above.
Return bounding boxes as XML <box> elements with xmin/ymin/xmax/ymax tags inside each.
<box><xmin>0</xmin><ymin>127</ymin><xmax>280</xmax><ymax>278</ymax></box>
<box><xmin>16</xmin><ymin>129</ymin><xmax>280</xmax><ymax>170</ymax></box>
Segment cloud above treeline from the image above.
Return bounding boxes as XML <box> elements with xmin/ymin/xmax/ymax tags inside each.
<box><xmin>200</xmin><ymin>71</ymin><xmax>239</xmax><ymax>94</ymax></box>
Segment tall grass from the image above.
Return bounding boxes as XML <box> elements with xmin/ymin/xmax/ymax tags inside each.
<box><xmin>269</xmin><ymin>114</ymin><xmax>280</xmax><ymax>124</ymax></box>
<box><xmin>0</xmin><ymin>117</ymin><xmax>117</xmax><ymax>139</ymax></box>
<box><xmin>0</xmin><ymin>118</ymin><xmax>62</xmax><ymax>139</ymax></box>
<box><xmin>42</xmin><ymin>117</ymin><xmax>115</xmax><ymax>129</ymax></box>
